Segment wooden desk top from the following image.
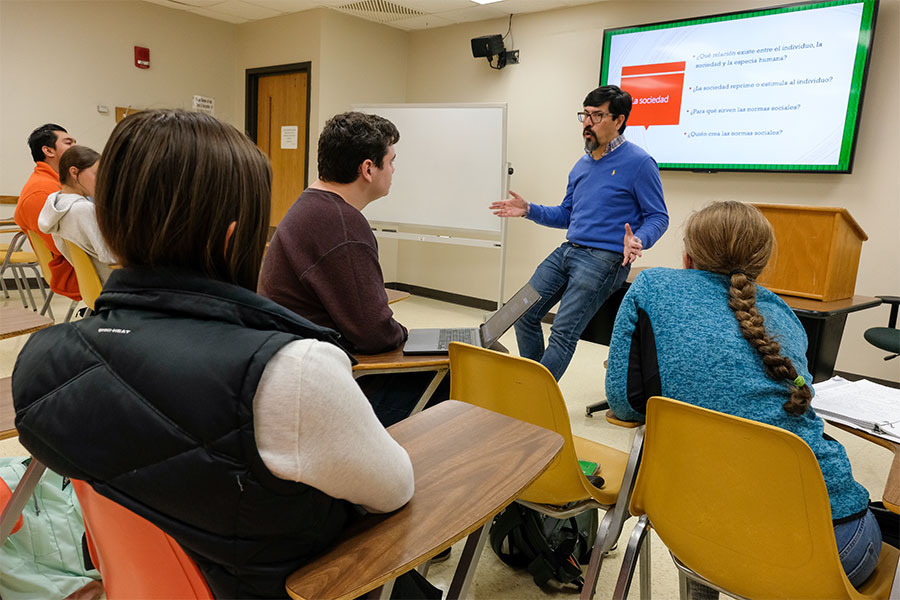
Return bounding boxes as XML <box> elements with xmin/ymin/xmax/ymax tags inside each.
<box><xmin>0</xmin><ymin>307</ymin><xmax>54</xmax><ymax>341</ymax></box>
<box><xmin>779</xmin><ymin>294</ymin><xmax>881</xmax><ymax>317</ymax></box>
<box><xmin>626</xmin><ymin>267</ymin><xmax>880</xmax><ymax>317</ymax></box>
<box><xmin>0</xmin><ymin>377</ymin><xmax>14</xmax><ymax>441</ymax></box>
<box><xmin>386</xmin><ymin>289</ymin><xmax>410</xmax><ymax>305</ymax></box>
<box><xmin>353</xmin><ymin>341</ymin><xmax>507</xmax><ymax>373</ymax></box>
<box><xmin>353</xmin><ymin>346</ymin><xmax>449</xmax><ymax>372</ymax></box>
<box><xmin>285</xmin><ymin>400</ymin><xmax>563</xmax><ymax>600</ymax></box>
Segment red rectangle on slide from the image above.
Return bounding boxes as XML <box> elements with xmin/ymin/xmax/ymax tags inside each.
<box><xmin>621</xmin><ymin>61</ymin><xmax>686</xmax><ymax>128</ymax></box>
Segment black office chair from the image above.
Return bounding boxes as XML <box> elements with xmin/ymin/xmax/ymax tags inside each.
<box><xmin>864</xmin><ymin>295</ymin><xmax>900</xmax><ymax>360</ymax></box>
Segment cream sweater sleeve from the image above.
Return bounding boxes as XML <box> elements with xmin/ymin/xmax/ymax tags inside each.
<box><xmin>253</xmin><ymin>339</ymin><xmax>414</xmax><ymax>513</ymax></box>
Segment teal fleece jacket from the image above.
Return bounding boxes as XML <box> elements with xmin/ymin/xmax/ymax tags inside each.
<box><xmin>605</xmin><ymin>267</ymin><xmax>870</xmax><ymax>521</ymax></box>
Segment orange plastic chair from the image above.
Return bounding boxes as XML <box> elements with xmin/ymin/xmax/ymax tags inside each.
<box><xmin>72</xmin><ymin>480</ymin><xmax>213</xmax><ymax>599</ymax></box>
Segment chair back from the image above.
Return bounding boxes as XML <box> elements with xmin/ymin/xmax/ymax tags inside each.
<box><xmin>448</xmin><ymin>342</ymin><xmax>592</xmax><ymax>505</ymax></box>
<box><xmin>64</xmin><ymin>241</ymin><xmax>102</xmax><ymax>310</ymax></box>
<box><xmin>25</xmin><ymin>230</ymin><xmax>54</xmax><ymax>279</ymax></box>
<box><xmin>631</xmin><ymin>396</ymin><xmax>853</xmax><ymax>599</ymax></box>
<box><xmin>72</xmin><ymin>480</ymin><xmax>213</xmax><ymax>599</ymax></box>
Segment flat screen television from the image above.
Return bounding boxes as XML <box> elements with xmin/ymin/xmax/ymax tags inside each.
<box><xmin>599</xmin><ymin>0</ymin><xmax>879</xmax><ymax>173</ymax></box>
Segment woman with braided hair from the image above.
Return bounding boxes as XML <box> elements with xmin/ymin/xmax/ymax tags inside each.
<box><xmin>605</xmin><ymin>201</ymin><xmax>883</xmax><ymax>593</ymax></box>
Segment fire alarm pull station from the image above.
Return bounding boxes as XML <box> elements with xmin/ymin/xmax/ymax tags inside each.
<box><xmin>134</xmin><ymin>46</ymin><xmax>150</xmax><ymax>69</ymax></box>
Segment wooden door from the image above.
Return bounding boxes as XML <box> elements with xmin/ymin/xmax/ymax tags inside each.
<box><xmin>256</xmin><ymin>71</ymin><xmax>308</xmax><ymax>227</ymax></box>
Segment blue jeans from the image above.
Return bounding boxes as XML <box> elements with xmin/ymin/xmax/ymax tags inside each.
<box><xmin>835</xmin><ymin>508</ymin><xmax>882</xmax><ymax>587</ymax></box>
<box><xmin>514</xmin><ymin>242</ymin><xmax>629</xmax><ymax>380</ymax></box>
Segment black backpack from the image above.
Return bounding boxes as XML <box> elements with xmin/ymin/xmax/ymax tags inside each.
<box><xmin>488</xmin><ymin>503</ymin><xmax>598</xmax><ymax>590</ymax></box>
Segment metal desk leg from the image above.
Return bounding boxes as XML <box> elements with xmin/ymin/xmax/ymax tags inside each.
<box><xmin>0</xmin><ymin>458</ymin><xmax>47</xmax><ymax>543</ymax></box>
<box><xmin>408</xmin><ymin>368</ymin><xmax>449</xmax><ymax>416</ymax></box>
<box><xmin>446</xmin><ymin>523</ymin><xmax>489</xmax><ymax>600</ymax></box>
<box><xmin>364</xmin><ymin>578</ymin><xmax>396</xmax><ymax>600</ymax></box>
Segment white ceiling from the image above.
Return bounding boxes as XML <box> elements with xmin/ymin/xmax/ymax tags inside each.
<box><xmin>141</xmin><ymin>0</ymin><xmax>604</xmax><ymax>29</ymax></box>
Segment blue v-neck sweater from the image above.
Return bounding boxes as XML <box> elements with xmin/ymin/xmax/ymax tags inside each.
<box><xmin>527</xmin><ymin>141</ymin><xmax>668</xmax><ymax>252</ymax></box>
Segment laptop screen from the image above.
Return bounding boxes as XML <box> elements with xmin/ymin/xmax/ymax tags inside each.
<box><xmin>480</xmin><ymin>283</ymin><xmax>541</xmax><ymax>348</ymax></box>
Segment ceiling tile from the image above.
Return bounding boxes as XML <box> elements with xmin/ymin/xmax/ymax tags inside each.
<box><xmin>241</xmin><ymin>0</ymin><xmax>321</xmax><ymax>12</ymax></box>
<box><xmin>393</xmin><ymin>0</ymin><xmax>472</xmax><ymax>11</ymax></box>
<box><xmin>496</xmin><ymin>0</ymin><xmax>568</xmax><ymax>14</ymax></box>
<box><xmin>388</xmin><ymin>13</ymin><xmax>454</xmax><ymax>30</ymax></box>
<box><xmin>436</xmin><ymin>4</ymin><xmax>508</xmax><ymax>23</ymax></box>
<box><xmin>188</xmin><ymin>5</ymin><xmax>249</xmax><ymax>22</ymax></box>
<box><xmin>213</xmin><ymin>0</ymin><xmax>283</xmax><ymax>18</ymax></box>
<box><xmin>166</xmin><ymin>0</ymin><xmax>224</xmax><ymax>6</ymax></box>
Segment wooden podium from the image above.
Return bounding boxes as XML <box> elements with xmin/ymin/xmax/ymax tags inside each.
<box><xmin>752</xmin><ymin>204</ymin><xmax>867</xmax><ymax>301</ymax></box>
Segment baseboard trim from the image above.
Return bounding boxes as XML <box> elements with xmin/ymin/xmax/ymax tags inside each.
<box><xmin>384</xmin><ymin>282</ymin><xmax>498</xmax><ymax>311</ymax></box>
<box><xmin>2</xmin><ymin>276</ymin><xmax>44</xmax><ymax>290</ymax></box>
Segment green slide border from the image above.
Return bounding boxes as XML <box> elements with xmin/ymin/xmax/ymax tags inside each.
<box><xmin>599</xmin><ymin>0</ymin><xmax>878</xmax><ymax>173</ymax></box>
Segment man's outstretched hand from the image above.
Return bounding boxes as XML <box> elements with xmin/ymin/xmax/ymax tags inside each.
<box><xmin>490</xmin><ymin>190</ymin><xmax>528</xmax><ymax>218</ymax></box>
<box><xmin>623</xmin><ymin>223</ymin><xmax>643</xmax><ymax>265</ymax></box>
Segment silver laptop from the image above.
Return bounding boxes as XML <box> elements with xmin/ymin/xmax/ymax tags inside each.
<box><xmin>403</xmin><ymin>283</ymin><xmax>541</xmax><ymax>355</ymax></box>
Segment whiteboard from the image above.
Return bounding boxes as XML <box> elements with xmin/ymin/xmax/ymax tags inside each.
<box><xmin>355</xmin><ymin>104</ymin><xmax>507</xmax><ymax>236</ymax></box>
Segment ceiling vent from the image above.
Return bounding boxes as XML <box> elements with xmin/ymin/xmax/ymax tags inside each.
<box><xmin>333</xmin><ymin>0</ymin><xmax>425</xmax><ymax>24</ymax></box>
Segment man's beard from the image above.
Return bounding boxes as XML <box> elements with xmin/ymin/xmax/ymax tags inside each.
<box><xmin>584</xmin><ymin>129</ymin><xmax>600</xmax><ymax>154</ymax></box>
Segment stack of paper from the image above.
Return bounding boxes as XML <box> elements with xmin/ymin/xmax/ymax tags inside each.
<box><xmin>812</xmin><ymin>377</ymin><xmax>900</xmax><ymax>443</ymax></box>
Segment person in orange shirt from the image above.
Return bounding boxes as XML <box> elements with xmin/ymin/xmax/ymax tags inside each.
<box><xmin>14</xmin><ymin>124</ymin><xmax>81</xmax><ymax>300</ymax></box>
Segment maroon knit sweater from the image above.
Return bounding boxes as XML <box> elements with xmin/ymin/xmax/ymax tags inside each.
<box><xmin>258</xmin><ymin>188</ymin><xmax>407</xmax><ymax>354</ymax></box>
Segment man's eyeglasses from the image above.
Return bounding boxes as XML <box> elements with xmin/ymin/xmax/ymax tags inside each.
<box><xmin>577</xmin><ymin>110</ymin><xmax>614</xmax><ymax>124</ymax></box>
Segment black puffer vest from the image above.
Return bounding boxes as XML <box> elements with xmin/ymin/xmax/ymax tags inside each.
<box><xmin>13</xmin><ymin>267</ymin><xmax>358</xmax><ymax>599</ymax></box>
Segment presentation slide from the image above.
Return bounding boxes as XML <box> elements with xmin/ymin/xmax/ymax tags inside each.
<box><xmin>602</xmin><ymin>2</ymin><xmax>868</xmax><ymax>170</ymax></box>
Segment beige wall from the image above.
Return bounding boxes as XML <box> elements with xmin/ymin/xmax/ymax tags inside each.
<box><xmin>400</xmin><ymin>0</ymin><xmax>899</xmax><ymax>381</ymax></box>
<box><xmin>235</xmin><ymin>8</ymin><xmax>407</xmax><ymax>181</ymax></box>
<box><xmin>0</xmin><ymin>0</ymin><xmax>237</xmax><ymax>193</ymax></box>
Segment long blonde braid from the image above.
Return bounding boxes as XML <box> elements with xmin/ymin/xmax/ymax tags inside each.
<box><xmin>684</xmin><ymin>201</ymin><xmax>812</xmax><ymax>415</ymax></box>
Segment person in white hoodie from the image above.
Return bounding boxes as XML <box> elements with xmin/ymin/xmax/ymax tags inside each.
<box><xmin>39</xmin><ymin>145</ymin><xmax>116</xmax><ymax>283</ymax></box>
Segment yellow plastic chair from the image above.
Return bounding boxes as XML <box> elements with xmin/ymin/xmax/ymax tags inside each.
<box><xmin>25</xmin><ymin>230</ymin><xmax>80</xmax><ymax>321</ymax></box>
<box><xmin>448</xmin><ymin>342</ymin><xmax>645</xmax><ymax>600</ymax></box>
<box><xmin>64</xmin><ymin>241</ymin><xmax>103</xmax><ymax>311</ymax></box>
<box><xmin>0</xmin><ymin>231</ymin><xmax>47</xmax><ymax>311</ymax></box>
<box><xmin>613</xmin><ymin>396</ymin><xmax>898</xmax><ymax>600</ymax></box>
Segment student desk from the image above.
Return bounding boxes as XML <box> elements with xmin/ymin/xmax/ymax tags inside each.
<box><xmin>0</xmin><ymin>377</ymin><xmax>14</xmax><ymax>440</ymax></box>
<box><xmin>285</xmin><ymin>400</ymin><xmax>563</xmax><ymax>600</ymax></box>
<box><xmin>825</xmin><ymin>421</ymin><xmax>900</xmax><ymax>599</ymax></box>
<box><xmin>0</xmin><ymin>306</ymin><xmax>54</xmax><ymax>340</ymax></box>
<box><xmin>353</xmin><ymin>349</ymin><xmax>450</xmax><ymax>416</ymax></box>
<box><xmin>0</xmin><ymin>308</ymin><xmax>53</xmax><ymax>542</ymax></box>
<box><xmin>353</xmin><ymin>342</ymin><xmax>506</xmax><ymax>417</ymax></box>
<box><xmin>386</xmin><ymin>289</ymin><xmax>410</xmax><ymax>304</ymax></box>
<box><xmin>582</xmin><ymin>267</ymin><xmax>882</xmax><ymax>416</ymax></box>
<box><xmin>0</xmin><ymin>383</ymin><xmax>48</xmax><ymax>543</ymax></box>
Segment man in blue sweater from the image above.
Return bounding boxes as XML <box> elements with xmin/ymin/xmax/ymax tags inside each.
<box><xmin>490</xmin><ymin>85</ymin><xmax>668</xmax><ymax>380</ymax></box>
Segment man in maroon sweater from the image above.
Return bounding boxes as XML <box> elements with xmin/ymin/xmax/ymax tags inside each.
<box><xmin>259</xmin><ymin>112</ymin><xmax>403</xmax><ymax>354</ymax></box>
<box><xmin>260</xmin><ymin>112</ymin><xmax>437</xmax><ymax>425</ymax></box>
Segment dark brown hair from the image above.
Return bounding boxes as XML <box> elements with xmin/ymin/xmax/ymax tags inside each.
<box><xmin>684</xmin><ymin>201</ymin><xmax>812</xmax><ymax>415</ymax></box>
<box><xmin>59</xmin><ymin>145</ymin><xmax>100</xmax><ymax>186</ymax></box>
<box><xmin>27</xmin><ymin>123</ymin><xmax>67</xmax><ymax>163</ymax></box>
<box><xmin>94</xmin><ymin>110</ymin><xmax>271</xmax><ymax>290</ymax></box>
<box><xmin>583</xmin><ymin>85</ymin><xmax>632</xmax><ymax>134</ymax></box>
<box><xmin>317</xmin><ymin>112</ymin><xmax>399</xmax><ymax>184</ymax></box>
